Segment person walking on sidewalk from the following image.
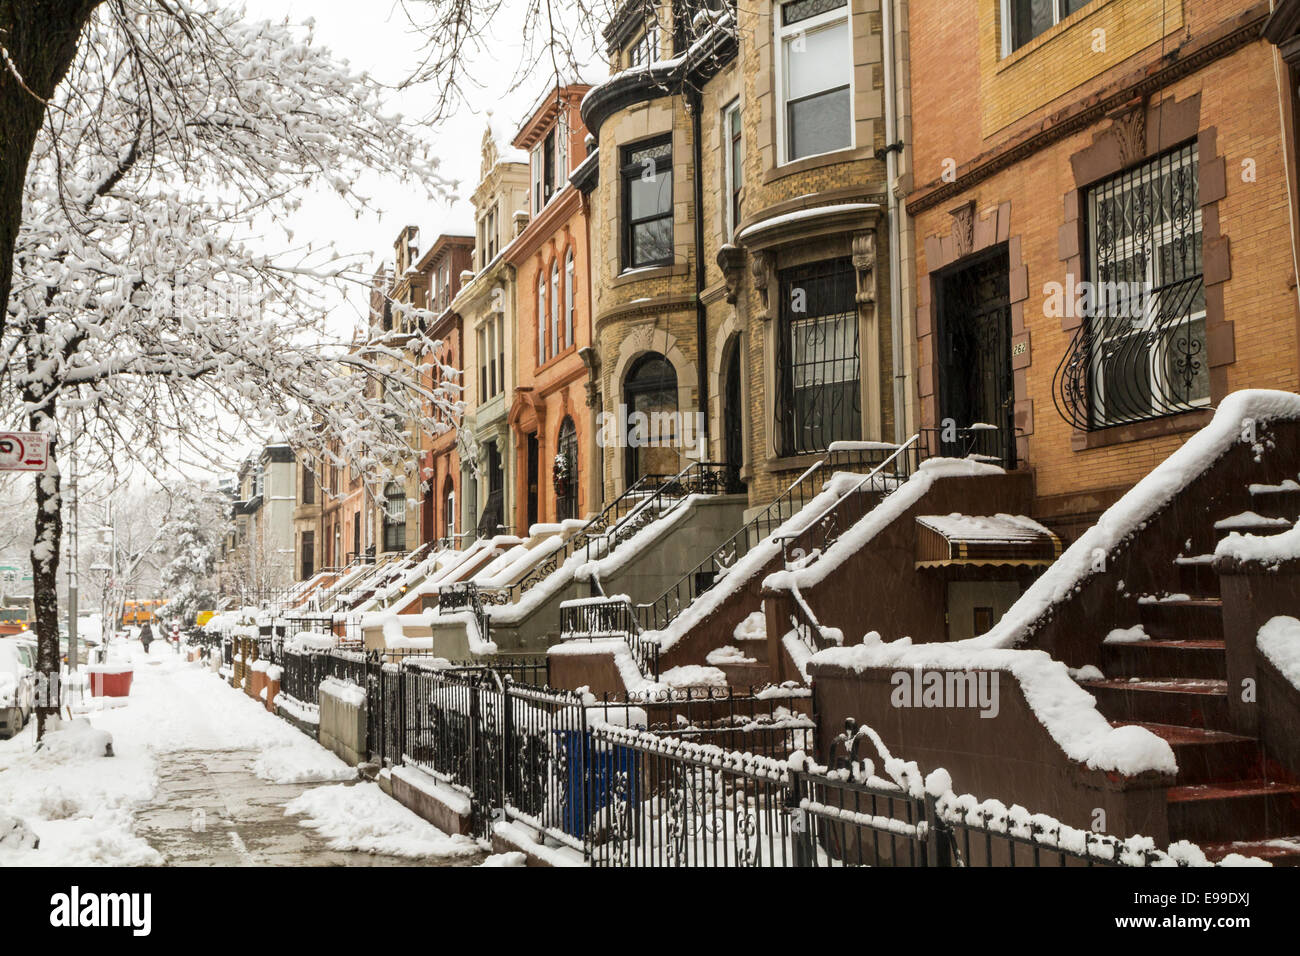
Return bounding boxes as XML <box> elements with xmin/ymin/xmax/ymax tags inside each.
<box><xmin>139</xmin><ymin>621</ymin><xmax>154</xmax><ymax>654</ymax></box>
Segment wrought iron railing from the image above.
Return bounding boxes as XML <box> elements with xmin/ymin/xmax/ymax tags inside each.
<box><xmin>1052</xmin><ymin>142</ymin><xmax>1208</xmax><ymax>432</ymax></box>
<box><xmin>559</xmin><ymin>596</ymin><xmax>662</xmax><ymax>678</ymax></box>
<box><xmin>440</xmin><ymin>460</ymin><xmax>729</xmax><ymax>615</ymax></box>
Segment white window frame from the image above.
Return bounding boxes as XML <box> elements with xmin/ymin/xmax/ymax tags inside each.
<box><xmin>1000</xmin><ymin>0</ymin><xmax>1091</xmax><ymax>58</ymax></box>
<box><xmin>564</xmin><ymin>248</ymin><xmax>575</xmax><ymax>348</ymax></box>
<box><xmin>536</xmin><ymin>272</ymin><xmax>547</xmax><ymax>365</ymax></box>
<box><xmin>556</xmin><ymin>115</ymin><xmax>569</xmax><ymax>186</ymax></box>
<box><xmin>722</xmin><ymin>98</ymin><xmax>742</xmax><ymax>238</ymax></box>
<box><xmin>550</xmin><ymin>260</ymin><xmax>561</xmax><ymax>356</ymax></box>
<box><xmin>774</xmin><ymin>0</ymin><xmax>854</xmax><ymax>167</ymax></box>
<box><xmin>531</xmin><ymin>144</ymin><xmax>544</xmax><ymax>214</ymax></box>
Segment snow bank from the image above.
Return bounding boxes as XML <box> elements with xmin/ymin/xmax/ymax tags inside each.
<box><xmin>810</xmin><ymin>634</ymin><xmax>1177</xmax><ymax>776</ymax></box>
<box><xmin>1258</xmin><ymin>616</ymin><xmax>1300</xmax><ymax>689</ymax></box>
<box><xmin>284</xmin><ymin>782</ymin><xmax>480</xmax><ymax>859</ymax></box>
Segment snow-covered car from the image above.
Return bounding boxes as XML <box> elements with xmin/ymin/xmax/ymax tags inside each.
<box><xmin>0</xmin><ymin>639</ymin><xmax>36</xmax><ymax>737</ymax></box>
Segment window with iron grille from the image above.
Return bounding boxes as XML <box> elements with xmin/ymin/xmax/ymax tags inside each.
<box><xmin>1054</xmin><ymin>142</ymin><xmax>1206</xmax><ymax>430</ymax></box>
<box><xmin>775</xmin><ymin>258</ymin><xmax>861</xmax><ymax>455</ymax></box>
<box><xmin>621</xmin><ymin>137</ymin><xmax>673</xmax><ymax>270</ymax></box>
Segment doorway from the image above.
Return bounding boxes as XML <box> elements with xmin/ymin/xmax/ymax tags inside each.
<box><xmin>723</xmin><ymin>341</ymin><xmax>746</xmax><ymax>494</ymax></box>
<box><xmin>526</xmin><ymin>433</ymin><xmax>539</xmax><ymax>530</ymax></box>
<box><xmin>935</xmin><ymin>247</ymin><xmax>1015</xmax><ymax>467</ymax></box>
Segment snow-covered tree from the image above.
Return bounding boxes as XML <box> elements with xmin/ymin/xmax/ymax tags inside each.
<box><xmin>157</xmin><ymin>486</ymin><xmax>228</xmax><ymax>627</ymax></box>
<box><xmin>4</xmin><ymin>4</ymin><xmax>464</xmax><ymax>735</ymax></box>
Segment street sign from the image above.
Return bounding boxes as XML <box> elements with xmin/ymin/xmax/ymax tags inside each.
<box><xmin>0</xmin><ymin>432</ymin><xmax>50</xmax><ymax>472</ymax></box>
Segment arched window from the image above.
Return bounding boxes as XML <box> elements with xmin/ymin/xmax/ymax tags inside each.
<box><xmin>550</xmin><ymin>260</ymin><xmax>560</xmax><ymax>357</ymax></box>
<box><xmin>565</xmin><ymin>248</ymin><xmax>575</xmax><ymax>349</ymax></box>
<box><xmin>555</xmin><ymin>416</ymin><xmax>579</xmax><ymax>521</ymax></box>
<box><xmin>383</xmin><ymin>482</ymin><xmax>407</xmax><ymax>553</ymax></box>
<box><xmin>623</xmin><ymin>352</ymin><xmax>678</xmax><ymax>485</ymax></box>
<box><xmin>536</xmin><ymin>272</ymin><xmax>546</xmax><ymax>364</ymax></box>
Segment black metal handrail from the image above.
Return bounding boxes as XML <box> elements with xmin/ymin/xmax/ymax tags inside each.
<box><xmin>441</xmin><ymin>460</ymin><xmax>729</xmax><ymax>614</ymax></box>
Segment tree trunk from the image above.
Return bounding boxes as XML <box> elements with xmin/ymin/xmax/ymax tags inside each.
<box><xmin>28</xmin><ymin>401</ymin><xmax>61</xmax><ymax>739</ymax></box>
<box><xmin>0</xmin><ymin>0</ymin><xmax>103</xmax><ymax>331</ymax></box>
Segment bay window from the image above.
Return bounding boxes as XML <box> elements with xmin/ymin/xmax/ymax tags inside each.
<box><xmin>621</xmin><ymin>137</ymin><xmax>674</xmax><ymax>270</ymax></box>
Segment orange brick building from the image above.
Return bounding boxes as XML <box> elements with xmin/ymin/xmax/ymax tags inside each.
<box><xmin>907</xmin><ymin>0</ymin><xmax>1300</xmax><ymax>538</ymax></box>
<box><xmin>506</xmin><ymin>86</ymin><xmax>596</xmax><ymax>530</ymax></box>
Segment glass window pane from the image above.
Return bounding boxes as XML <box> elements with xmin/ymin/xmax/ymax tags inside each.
<box><xmin>632</xmin><ymin>218</ymin><xmax>673</xmax><ymax>266</ymax></box>
<box><xmin>630</xmin><ymin>169</ymin><xmax>673</xmax><ymax>220</ymax></box>
<box><xmin>788</xmin><ymin>87</ymin><xmax>851</xmax><ymax>160</ymax></box>
<box><xmin>1010</xmin><ymin>0</ymin><xmax>1056</xmax><ymax>50</ymax></box>
<box><xmin>784</xmin><ymin>21</ymin><xmax>849</xmax><ymax>101</ymax></box>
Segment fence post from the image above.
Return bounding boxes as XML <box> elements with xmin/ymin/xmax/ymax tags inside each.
<box><xmin>500</xmin><ymin>676</ymin><xmax>514</xmax><ymax>822</ymax></box>
<box><xmin>786</xmin><ymin>769</ymin><xmax>813</xmax><ymax>867</ymax></box>
<box><xmin>924</xmin><ymin>793</ymin><xmax>953</xmax><ymax>868</ymax></box>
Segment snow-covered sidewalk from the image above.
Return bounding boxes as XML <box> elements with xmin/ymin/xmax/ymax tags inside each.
<box><xmin>0</xmin><ymin>640</ymin><xmax>481</xmax><ymax>866</ymax></box>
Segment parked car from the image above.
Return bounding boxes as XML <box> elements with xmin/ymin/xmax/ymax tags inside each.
<box><xmin>0</xmin><ymin>639</ymin><xmax>36</xmax><ymax>738</ymax></box>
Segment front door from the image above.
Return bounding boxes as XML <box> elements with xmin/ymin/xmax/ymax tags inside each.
<box><xmin>723</xmin><ymin>344</ymin><xmax>746</xmax><ymax>494</ymax></box>
<box><xmin>526</xmin><ymin>434</ymin><xmax>539</xmax><ymax>530</ymax></box>
<box><xmin>936</xmin><ymin>247</ymin><xmax>1015</xmax><ymax>467</ymax></box>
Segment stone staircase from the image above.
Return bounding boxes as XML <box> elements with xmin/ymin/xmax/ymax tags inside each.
<box><xmin>1079</xmin><ymin>476</ymin><xmax>1300</xmax><ymax>864</ymax></box>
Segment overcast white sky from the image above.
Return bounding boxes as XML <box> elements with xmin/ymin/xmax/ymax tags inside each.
<box><xmin>243</xmin><ymin>0</ymin><xmax>606</xmax><ymax>332</ymax></box>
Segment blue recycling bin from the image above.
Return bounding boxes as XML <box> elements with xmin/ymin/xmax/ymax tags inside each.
<box><xmin>557</xmin><ymin>730</ymin><xmax>639</xmax><ymax>838</ymax></box>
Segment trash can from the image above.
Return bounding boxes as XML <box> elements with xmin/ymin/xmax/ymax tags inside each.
<box><xmin>557</xmin><ymin>730</ymin><xmax>638</xmax><ymax>838</ymax></box>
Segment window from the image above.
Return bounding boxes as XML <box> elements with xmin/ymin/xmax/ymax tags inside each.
<box><xmin>478</xmin><ymin>325</ymin><xmax>488</xmax><ymax>401</ymax></box>
<box><xmin>776</xmin><ymin>258</ymin><xmax>861</xmax><ymax>455</ymax></box>
<box><xmin>495</xmin><ymin>313</ymin><xmax>505</xmax><ymax>394</ymax></box>
<box><xmin>550</xmin><ymin>260</ymin><xmax>561</xmax><ymax>357</ymax></box>
<box><xmin>556</xmin><ymin>115</ymin><xmax>569</xmax><ymax>185</ymax></box>
<box><xmin>564</xmin><ymin>248</ymin><xmax>575</xmax><ymax>348</ymax></box>
<box><xmin>777</xmin><ymin>0</ymin><xmax>852</xmax><ymax>163</ymax></box>
<box><xmin>537</xmin><ymin>272</ymin><xmax>547</xmax><ymax>364</ymax></box>
<box><xmin>531</xmin><ymin>143</ymin><xmax>544</xmax><ymax>214</ymax></box>
<box><xmin>301</xmin><ymin>464</ymin><xmax>315</xmax><ymax>506</ymax></box>
<box><xmin>621</xmin><ymin>137</ymin><xmax>674</xmax><ymax>270</ymax></box>
<box><xmin>1002</xmin><ymin>0</ymin><xmax>1095</xmax><ymax>55</ymax></box>
<box><xmin>301</xmin><ymin>531</ymin><xmax>315</xmax><ymax>580</ymax></box>
<box><xmin>1073</xmin><ymin>143</ymin><xmax>1207</xmax><ymax>429</ymax></box>
<box><xmin>723</xmin><ymin>99</ymin><xmax>743</xmax><ymax>237</ymax></box>
<box><xmin>481</xmin><ymin>205</ymin><xmax>498</xmax><ymax>267</ymax></box>
<box><xmin>628</xmin><ymin>18</ymin><xmax>659</xmax><ymax>69</ymax></box>
<box><xmin>383</xmin><ymin>482</ymin><xmax>407</xmax><ymax>553</ymax></box>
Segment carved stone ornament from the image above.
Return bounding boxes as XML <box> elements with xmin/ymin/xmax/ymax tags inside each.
<box><xmin>950</xmin><ymin>200</ymin><xmax>975</xmax><ymax>260</ymax></box>
<box><xmin>749</xmin><ymin>251</ymin><xmax>773</xmax><ymax>320</ymax></box>
<box><xmin>1112</xmin><ymin>106</ymin><xmax>1147</xmax><ymax>168</ymax></box>
<box><xmin>717</xmin><ymin>245</ymin><xmax>747</xmax><ymax>305</ymax></box>
<box><xmin>852</xmin><ymin>231</ymin><xmax>877</xmax><ymax>306</ymax></box>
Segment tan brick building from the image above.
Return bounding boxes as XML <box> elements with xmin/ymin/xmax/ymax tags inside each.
<box><xmin>579</xmin><ymin>0</ymin><xmax>907</xmax><ymax>509</ymax></box>
<box><xmin>907</xmin><ymin>0</ymin><xmax>1300</xmax><ymax>538</ymax></box>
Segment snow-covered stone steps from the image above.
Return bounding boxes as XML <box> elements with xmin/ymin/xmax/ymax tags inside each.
<box><xmin>711</xmin><ymin>659</ymin><xmax>771</xmax><ymax>691</ymax></box>
<box><xmin>1136</xmin><ymin>595</ymin><xmax>1223</xmax><ymax>641</ymax></box>
<box><xmin>1111</xmin><ymin>721</ymin><xmax>1260</xmax><ymax>786</ymax></box>
<box><xmin>1102</xmin><ymin>639</ymin><xmax>1226</xmax><ymax>681</ymax></box>
<box><xmin>1166</xmin><ymin>778</ymin><xmax>1300</xmax><ymax>845</ymax></box>
<box><xmin>1199</xmin><ymin>835</ymin><xmax>1300</xmax><ymax>866</ymax></box>
<box><xmin>1247</xmin><ymin>477</ymin><xmax>1300</xmax><ymax>522</ymax></box>
<box><xmin>1212</xmin><ymin>510</ymin><xmax>1294</xmax><ymax>542</ymax></box>
<box><xmin>1080</xmin><ymin>678</ymin><xmax>1231</xmax><ymax>732</ymax></box>
<box><xmin>1171</xmin><ymin>553</ymin><xmax>1219</xmax><ymax>596</ymax></box>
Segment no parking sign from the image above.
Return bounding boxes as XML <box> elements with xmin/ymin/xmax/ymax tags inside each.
<box><xmin>0</xmin><ymin>432</ymin><xmax>50</xmax><ymax>472</ymax></box>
